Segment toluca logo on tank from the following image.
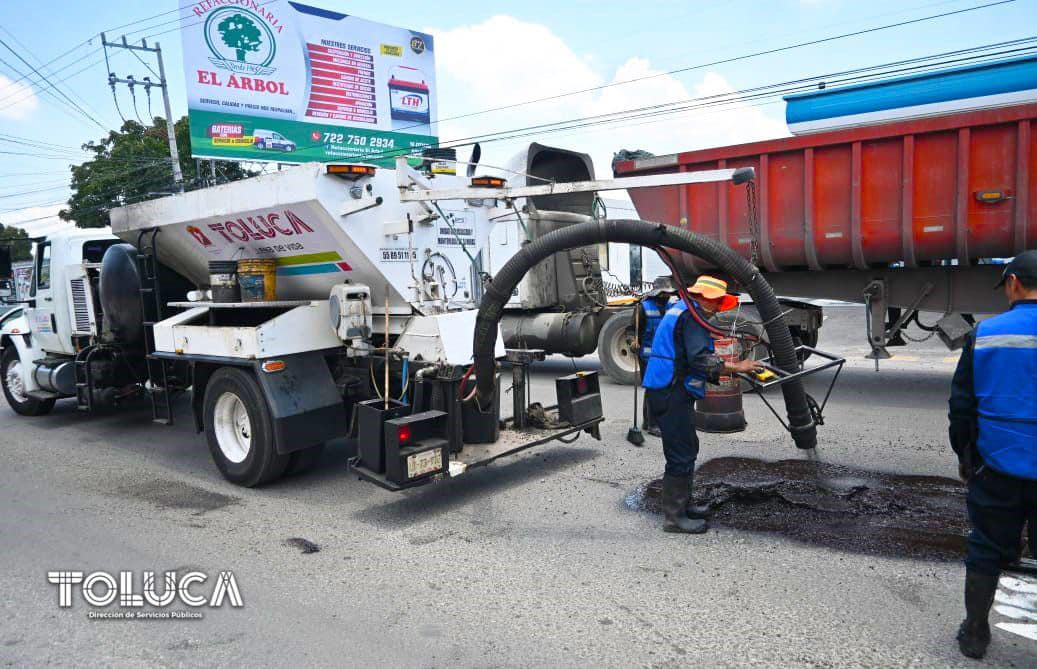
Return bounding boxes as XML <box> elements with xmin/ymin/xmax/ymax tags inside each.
<box><xmin>187</xmin><ymin>225</ymin><xmax>213</xmax><ymax>246</ymax></box>
<box><xmin>199</xmin><ymin>2</ymin><xmax>281</xmax><ymax>76</ymax></box>
<box><xmin>190</xmin><ymin>209</ymin><xmax>316</xmax><ymax>245</ymax></box>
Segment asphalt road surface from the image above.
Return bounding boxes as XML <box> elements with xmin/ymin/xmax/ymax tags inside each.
<box><xmin>2</xmin><ymin>305</ymin><xmax>1036</xmax><ymax>668</ymax></box>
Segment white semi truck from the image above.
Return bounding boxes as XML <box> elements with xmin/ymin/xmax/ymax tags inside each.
<box><xmin>0</xmin><ymin>144</ymin><xmax>820</xmax><ymax>489</ymax></box>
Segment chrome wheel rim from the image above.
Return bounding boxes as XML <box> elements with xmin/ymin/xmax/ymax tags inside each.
<box><xmin>4</xmin><ymin>359</ymin><xmax>27</xmax><ymax>404</ymax></box>
<box><xmin>214</xmin><ymin>392</ymin><xmax>251</xmax><ymax>464</ymax></box>
<box><xmin>607</xmin><ymin>325</ymin><xmax>639</xmax><ymax>375</ymax></box>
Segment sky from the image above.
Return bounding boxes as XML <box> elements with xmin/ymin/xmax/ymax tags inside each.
<box><xmin>1</xmin><ymin>0</ymin><xmax>1035</xmax><ymax>236</ymax></box>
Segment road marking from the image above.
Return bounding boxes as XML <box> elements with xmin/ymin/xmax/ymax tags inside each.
<box><xmin>994</xmin><ymin>604</ymin><xmax>1037</xmax><ymax>622</ymax></box>
<box><xmin>996</xmin><ymin>622</ymin><xmax>1037</xmax><ymax>641</ymax></box>
<box><xmin>994</xmin><ymin>575</ymin><xmax>1037</xmax><ymax>644</ymax></box>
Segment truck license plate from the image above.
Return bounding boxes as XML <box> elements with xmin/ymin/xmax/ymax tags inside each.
<box><xmin>407</xmin><ymin>449</ymin><xmax>442</xmax><ymax>479</ymax></box>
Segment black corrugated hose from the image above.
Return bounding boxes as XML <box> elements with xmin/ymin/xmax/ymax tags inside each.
<box><xmin>472</xmin><ymin>218</ymin><xmax>817</xmax><ymax>450</ymax></box>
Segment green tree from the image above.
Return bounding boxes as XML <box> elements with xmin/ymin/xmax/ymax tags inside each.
<box><xmin>0</xmin><ymin>224</ymin><xmax>31</xmax><ymax>277</ymax></box>
<box><xmin>218</xmin><ymin>14</ymin><xmax>262</xmax><ymax>62</ymax></box>
<box><xmin>60</xmin><ymin>116</ymin><xmax>253</xmax><ymax>228</ymax></box>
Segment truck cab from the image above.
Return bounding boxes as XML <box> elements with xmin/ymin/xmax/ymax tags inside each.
<box><xmin>1</xmin><ymin>229</ymin><xmax>119</xmax><ymax>415</ymax></box>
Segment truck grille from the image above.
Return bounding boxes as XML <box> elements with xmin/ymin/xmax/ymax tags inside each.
<box><xmin>69</xmin><ymin>278</ymin><xmax>93</xmax><ymax>334</ymax></box>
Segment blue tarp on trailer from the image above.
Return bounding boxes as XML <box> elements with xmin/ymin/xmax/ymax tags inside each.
<box><xmin>784</xmin><ymin>54</ymin><xmax>1037</xmax><ymax>134</ymax></box>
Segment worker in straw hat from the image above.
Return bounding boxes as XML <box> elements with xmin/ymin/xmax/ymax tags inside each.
<box><xmin>641</xmin><ymin>274</ymin><xmax>762</xmax><ymax>534</ymax></box>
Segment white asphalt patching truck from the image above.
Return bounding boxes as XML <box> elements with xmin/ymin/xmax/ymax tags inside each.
<box><xmin>1</xmin><ymin>144</ymin><xmax>816</xmax><ymax>489</ymax></box>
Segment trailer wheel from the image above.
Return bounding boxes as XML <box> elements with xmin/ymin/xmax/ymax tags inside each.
<box><xmin>284</xmin><ymin>444</ymin><xmax>325</xmax><ymax>477</ymax></box>
<box><xmin>1</xmin><ymin>348</ymin><xmax>55</xmax><ymax>416</ymax></box>
<box><xmin>203</xmin><ymin>367</ymin><xmax>288</xmax><ymax>487</ymax></box>
<box><xmin>598</xmin><ymin>309</ymin><xmax>638</xmax><ymax>385</ymax></box>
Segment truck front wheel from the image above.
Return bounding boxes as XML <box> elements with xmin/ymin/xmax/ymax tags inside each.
<box><xmin>597</xmin><ymin>309</ymin><xmax>638</xmax><ymax>386</ymax></box>
<box><xmin>1</xmin><ymin>348</ymin><xmax>55</xmax><ymax>416</ymax></box>
<box><xmin>203</xmin><ymin>367</ymin><xmax>288</xmax><ymax>487</ymax></box>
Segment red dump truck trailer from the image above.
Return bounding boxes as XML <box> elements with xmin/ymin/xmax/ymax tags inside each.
<box><xmin>614</xmin><ymin>102</ymin><xmax>1037</xmax><ymax>358</ymax></box>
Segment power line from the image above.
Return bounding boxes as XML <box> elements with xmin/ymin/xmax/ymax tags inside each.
<box><xmin>0</xmin><ymin>37</ymin><xmax>93</xmax><ymax>93</ymax></box>
<box><xmin>0</xmin><ymin>52</ymin><xmax>109</xmax><ymax>127</ymax></box>
<box><xmin>0</xmin><ymin>25</ymin><xmax>109</xmax><ymax>126</ymax></box>
<box><xmin>0</xmin><ymin>184</ymin><xmax>72</xmax><ymax>200</ymax></box>
<box><xmin>302</xmin><ymin>37</ymin><xmax>1037</xmax><ymax>166</ymax></box>
<box><xmin>443</xmin><ymin>42</ymin><xmax>1037</xmax><ymax>148</ymax></box>
<box><xmin>389</xmin><ymin>0</ymin><xmax>1020</xmax><ymax>136</ymax></box>
<box><xmin>130</xmin><ymin>0</ymin><xmax>282</xmax><ymax>41</ymax></box>
<box><xmin>100</xmin><ymin>5</ymin><xmax>200</xmax><ymax>36</ymax></box>
<box><xmin>0</xmin><ymin>133</ymin><xmax>87</xmax><ymax>153</ymax></box>
<box><xmin>0</xmin><ymin>35</ymin><xmax>106</xmax><ymax>129</ymax></box>
<box><xmin>0</xmin><ymin>54</ymin><xmax>109</xmax><ymax>111</ymax></box>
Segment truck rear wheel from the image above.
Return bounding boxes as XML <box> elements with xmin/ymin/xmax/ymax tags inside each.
<box><xmin>203</xmin><ymin>367</ymin><xmax>288</xmax><ymax>487</ymax></box>
<box><xmin>597</xmin><ymin>309</ymin><xmax>638</xmax><ymax>386</ymax></box>
<box><xmin>1</xmin><ymin>348</ymin><xmax>55</xmax><ymax>416</ymax></box>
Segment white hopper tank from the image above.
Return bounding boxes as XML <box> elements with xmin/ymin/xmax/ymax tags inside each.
<box><xmin>109</xmin><ymin>162</ymin><xmax>489</xmax><ymax>314</ymax></box>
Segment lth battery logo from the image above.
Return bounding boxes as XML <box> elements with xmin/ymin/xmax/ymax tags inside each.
<box><xmin>203</xmin><ymin>6</ymin><xmax>279</xmax><ymax>76</ymax></box>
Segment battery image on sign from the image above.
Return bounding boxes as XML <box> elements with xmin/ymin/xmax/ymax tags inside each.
<box><xmin>388</xmin><ymin>65</ymin><xmax>430</xmax><ymax>128</ymax></box>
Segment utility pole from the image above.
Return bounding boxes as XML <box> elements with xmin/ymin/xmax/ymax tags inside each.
<box><xmin>101</xmin><ymin>33</ymin><xmax>184</xmax><ymax>192</ymax></box>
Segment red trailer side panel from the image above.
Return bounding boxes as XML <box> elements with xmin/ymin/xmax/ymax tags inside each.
<box><xmin>615</xmin><ymin>103</ymin><xmax>1037</xmax><ymax>271</ymax></box>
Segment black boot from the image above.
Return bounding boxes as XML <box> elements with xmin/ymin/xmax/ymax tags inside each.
<box><xmin>685</xmin><ymin>470</ymin><xmax>711</xmax><ymax>520</ymax></box>
<box><xmin>957</xmin><ymin>569</ymin><xmax>999</xmax><ymax>659</ymax></box>
<box><xmin>643</xmin><ymin>404</ymin><xmax>662</xmax><ymax>437</ymax></box>
<box><xmin>662</xmin><ymin>474</ymin><xmax>708</xmax><ymax>534</ymax></box>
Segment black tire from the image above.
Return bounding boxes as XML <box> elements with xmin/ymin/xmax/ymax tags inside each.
<box><xmin>597</xmin><ymin>309</ymin><xmax>638</xmax><ymax>385</ymax></box>
<box><xmin>285</xmin><ymin>444</ymin><xmax>325</xmax><ymax>477</ymax></box>
<box><xmin>203</xmin><ymin>367</ymin><xmax>288</xmax><ymax>487</ymax></box>
<box><xmin>1</xmin><ymin>347</ymin><xmax>55</xmax><ymax>416</ymax></box>
<box><xmin>792</xmin><ymin>328</ymin><xmax>818</xmax><ymax>362</ymax></box>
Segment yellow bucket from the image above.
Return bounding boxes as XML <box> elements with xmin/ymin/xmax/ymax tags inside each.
<box><xmin>237</xmin><ymin>259</ymin><xmax>277</xmax><ymax>302</ymax></box>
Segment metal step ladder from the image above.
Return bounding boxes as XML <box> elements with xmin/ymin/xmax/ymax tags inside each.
<box><xmin>74</xmin><ymin>346</ymin><xmax>96</xmax><ymax>412</ymax></box>
<box><xmin>136</xmin><ymin>228</ymin><xmax>174</xmax><ymax>425</ymax></box>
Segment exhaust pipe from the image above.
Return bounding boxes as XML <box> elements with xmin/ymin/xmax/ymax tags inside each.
<box><xmin>472</xmin><ymin>219</ymin><xmax>817</xmax><ymax>450</ymax></box>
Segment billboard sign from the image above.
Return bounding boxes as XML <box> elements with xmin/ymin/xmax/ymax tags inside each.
<box><xmin>180</xmin><ymin>1</ymin><xmax>438</xmax><ymax>166</ymax></box>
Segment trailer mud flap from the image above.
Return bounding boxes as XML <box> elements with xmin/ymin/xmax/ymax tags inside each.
<box><xmin>253</xmin><ymin>352</ymin><xmax>346</xmax><ymax>455</ymax></box>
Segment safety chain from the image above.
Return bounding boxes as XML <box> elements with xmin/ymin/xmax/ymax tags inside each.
<box><xmin>901</xmin><ymin>328</ymin><xmax>937</xmax><ymax>343</ymax></box>
<box><xmin>745</xmin><ymin>180</ymin><xmax>760</xmax><ymax>267</ymax></box>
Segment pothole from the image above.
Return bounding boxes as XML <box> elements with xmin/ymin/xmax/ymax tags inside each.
<box><xmin>626</xmin><ymin>456</ymin><xmax>970</xmax><ymax>560</ymax></box>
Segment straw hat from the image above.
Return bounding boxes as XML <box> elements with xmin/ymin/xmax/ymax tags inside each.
<box><xmin>688</xmin><ymin>275</ymin><xmax>739</xmax><ymax>312</ymax></box>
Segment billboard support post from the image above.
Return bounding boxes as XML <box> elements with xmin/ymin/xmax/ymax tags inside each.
<box><xmin>101</xmin><ymin>33</ymin><xmax>185</xmax><ymax>192</ymax></box>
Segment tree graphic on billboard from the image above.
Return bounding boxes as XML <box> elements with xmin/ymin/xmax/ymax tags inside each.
<box><xmin>218</xmin><ymin>13</ymin><xmax>262</xmax><ymax>62</ymax></box>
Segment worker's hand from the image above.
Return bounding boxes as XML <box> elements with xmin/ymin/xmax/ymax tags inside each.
<box><xmin>726</xmin><ymin>358</ymin><xmax>765</xmax><ymax>375</ymax></box>
<box><xmin>958</xmin><ymin>451</ymin><xmax>973</xmax><ymax>484</ymax></box>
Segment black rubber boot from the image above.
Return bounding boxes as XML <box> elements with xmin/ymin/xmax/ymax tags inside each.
<box><xmin>662</xmin><ymin>474</ymin><xmax>708</xmax><ymax>534</ymax></box>
<box><xmin>643</xmin><ymin>404</ymin><xmax>662</xmax><ymax>437</ymax></box>
<box><xmin>686</xmin><ymin>470</ymin><xmax>711</xmax><ymax>520</ymax></box>
<box><xmin>957</xmin><ymin>569</ymin><xmax>999</xmax><ymax>659</ymax></box>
